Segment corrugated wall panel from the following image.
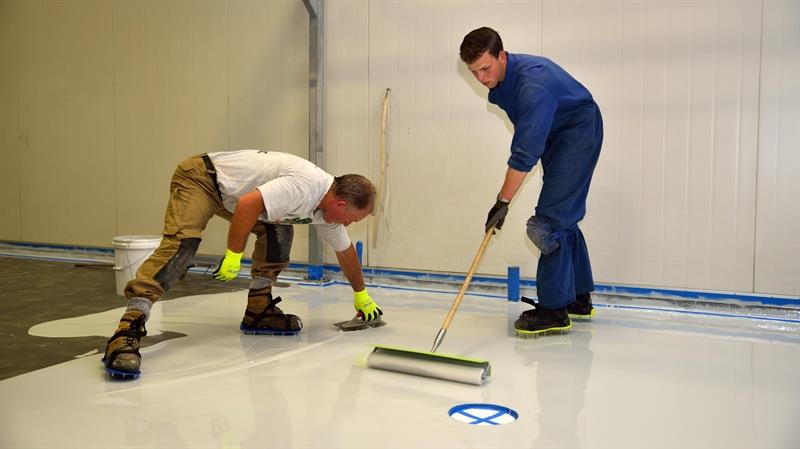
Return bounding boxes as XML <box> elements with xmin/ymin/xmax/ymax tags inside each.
<box><xmin>326</xmin><ymin>0</ymin><xmax>774</xmax><ymax>294</ymax></box>
<box><xmin>324</xmin><ymin>0</ymin><xmax>371</xmax><ymax>261</ymax></box>
<box><xmin>2</xmin><ymin>1</ymin><xmax>309</xmax><ymax>257</ymax></box>
<box><xmin>17</xmin><ymin>0</ymin><xmax>117</xmax><ymax>246</ymax></box>
<box><xmin>227</xmin><ymin>0</ymin><xmax>309</xmax><ymax>261</ymax></box>
<box><xmin>330</xmin><ymin>0</ymin><xmax>543</xmax><ymax>274</ymax></box>
<box><xmin>755</xmin><ymin>0</ymin><xmax>800</xmax><ymax>295</ymax></box>
<box><xmin>0</xmin><ymin>0</ymin><xmax>22</xmax><ymax>241</ymax></box>
<box><xmin>3</xmin><ymin>0</ymin><xmax>796</xmax><ymax>296</ymax></box>
<box><xmin>113</xmin><ymin>1</ymin><xmax>231</xmax><ymax>252</ymax></box>
<box><xmin>539</xmin><ymin>1</ymin><xmax>760</xmax><ymax>292</ymax></box>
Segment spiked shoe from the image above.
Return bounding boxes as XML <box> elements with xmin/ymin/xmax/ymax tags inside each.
<box><xmin>515</xmin><ymin>297</ymin><xmax>571</xmax><ymax>337</ymax></box>
<box><xmin>240</xmin><ymin>296</ymin><xmax>302</xmax><ymax>335</ymax></box>
<box><xmin>567</xmin><ymin>293</ymin><xmax>595</xmax><ymax>320</ymax></box>
<box><xmin>102</xmin><ymin>310</ymin><xmax>148</xmax><ymax>379</ymax></box>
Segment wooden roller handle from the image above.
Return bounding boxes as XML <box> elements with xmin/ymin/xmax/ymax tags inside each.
<box><xmin>439</xmin><ymin>227</ymin><xmax>495</xmax><ymax>331</ymax></box>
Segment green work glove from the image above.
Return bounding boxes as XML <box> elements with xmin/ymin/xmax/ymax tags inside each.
<box><xmin>213</xmin><ymin>249</ymin><xmax>243</xmax><ymax>282</ymax></box>
<box><xmin>354</xmin><ymin>289</ymin><xmax>383</xmax><ymax>321</ymax></box>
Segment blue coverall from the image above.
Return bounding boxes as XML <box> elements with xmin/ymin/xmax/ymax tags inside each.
<box><xmin>488</xmin><ymin>53</ymin><xmax>603</xmax><ymax>309</ymax></box>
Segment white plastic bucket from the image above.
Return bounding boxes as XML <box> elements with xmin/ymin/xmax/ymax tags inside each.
<box><xmin>112</xmin><ymin>235</ymin><xmax>162</xmax><ymax>296</ymax></box>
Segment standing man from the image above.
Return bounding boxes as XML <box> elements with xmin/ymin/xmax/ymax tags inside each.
<box><xmin>103</xmin><ymin>150</ymin><xmax>382</xmax><ymax>378</ymax></box>
<box><xmin>459</xmin><ymin>27</ymin><xmax>603</xmax><ymax>336</ymax></box>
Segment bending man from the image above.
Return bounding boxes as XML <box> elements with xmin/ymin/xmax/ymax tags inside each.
<box><xmin>103</xmin><ymin>150</ymin><xmax>381</xmax><ymax>378</ymax></box>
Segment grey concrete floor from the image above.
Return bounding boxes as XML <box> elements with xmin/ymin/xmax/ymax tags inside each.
<box><xmin>0</xmin><ymin>256</ymin><xmax>246</xmax><ymax>380</ymax></box>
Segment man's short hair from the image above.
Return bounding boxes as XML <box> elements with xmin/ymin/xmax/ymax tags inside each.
<box><xmin>333</xmin><ymin>174</ymin><xmax>375</xmax><ymax>212</ymax></box>
<box><xmin>459</xmin><ymin>27</ymin><xmax>504</xmax><ymax>64</ymax></box>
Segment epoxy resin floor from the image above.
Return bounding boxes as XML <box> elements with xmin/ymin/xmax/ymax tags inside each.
<box><xmin>1</xmin><ymin>283</ymin><xmax>798</xmax><ymax>448</ymax></box>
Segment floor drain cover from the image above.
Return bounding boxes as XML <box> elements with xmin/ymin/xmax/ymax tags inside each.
<box><xmin>448</xmin><ymin>403</ymin><xmax>518</xmax><ymax>426</ymax></box>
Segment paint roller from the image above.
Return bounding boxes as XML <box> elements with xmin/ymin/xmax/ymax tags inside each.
<box><xmin>366</xmin><ymin>228</ymin><xmax>495</xmax><ymax>385</ymax></box>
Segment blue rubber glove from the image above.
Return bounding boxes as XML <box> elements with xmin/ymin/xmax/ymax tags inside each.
<box><xmin>213</xmin><ymin>249</ymin><xmax>243</xmax><ymax>281</ymax></box>
<box><xmin>354</xmin><ymin>289</ymin><xmax>383</xmax><ymax>321</ymax></box>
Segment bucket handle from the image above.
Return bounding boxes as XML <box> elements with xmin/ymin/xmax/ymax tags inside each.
<box><xmin>113</xmin><ymin>250</ymin><xmax>156</xmax><ymax>271</ymax></box>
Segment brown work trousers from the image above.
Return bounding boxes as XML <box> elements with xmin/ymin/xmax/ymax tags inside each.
<box><xmin>124</xmin><ymin>155</ymin><xmax>292</xmax><ymax>302</ymax></box>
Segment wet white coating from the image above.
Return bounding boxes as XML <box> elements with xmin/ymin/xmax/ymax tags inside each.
<box><xmin>2</xmin><ymin>283</ymin><xmax>799</xmax><ymax>448</ymax></box>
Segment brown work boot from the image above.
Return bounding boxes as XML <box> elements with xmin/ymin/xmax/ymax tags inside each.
<box><xmin>240</xmin><ymin>296</ymin><xmax>302</xmax><ymax>335</ymax></box>
<box><xmin>102</xmin><ymin>309</ymin><xmax>147</xmax><ymax>379</ymax></box>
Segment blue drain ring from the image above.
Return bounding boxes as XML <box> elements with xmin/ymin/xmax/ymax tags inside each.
<box><xmin>448</xmin><ymin>403</ymin><xmax>519</xmax><ymax>425</ymax></box>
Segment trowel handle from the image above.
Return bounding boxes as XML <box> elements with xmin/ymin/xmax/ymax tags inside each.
<box><xmin>436</xmin><ymin>228</ymin><xmax>495</xmax><ymax>342</ymax></box>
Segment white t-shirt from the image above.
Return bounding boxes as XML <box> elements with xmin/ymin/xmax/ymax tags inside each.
<box><xmin>207</xmin><ymin>150</ymin><xmax>351</xmax><ymax>252</ymax></box>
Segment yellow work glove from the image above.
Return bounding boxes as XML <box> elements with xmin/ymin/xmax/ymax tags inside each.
<box><xmin>354</xmin><ymin>289</ymin><xmax>383</xmax><ymax>321</ymax></box>
<box><xmin>213</xmin><ymin>249</ymin><xmax>243</xmax><ymax>281</ymax></box>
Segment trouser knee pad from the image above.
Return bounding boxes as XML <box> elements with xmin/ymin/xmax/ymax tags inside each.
<box><xmin>526</xmin><ymin>216</ymin><xmax>560</xmax><ymax>255</ymax></box>
<box><xmin>153</xmin><ymin>237</ymin><xmax>200</xmax><ymax>291</ymax></box>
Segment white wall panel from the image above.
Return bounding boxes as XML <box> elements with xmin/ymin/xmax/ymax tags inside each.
<box><xmin>325</xmin><ymin>0</ymin><xmax>782</xmax><ymax>295</ymax></box>
<box><xmin>327</xmin><ymin>0</ymin><xmax>543</xmax><ymax>273</ymax></box>
<box><xmin>0</xmin><ymin>0</ymin><xmax>22</xmax><ymax>241</ymax></box>
<box><xmin>546</xmin><ymin>1</ymin><xmax>761</xmax><ymax>292</ymax></box>
<box><xmin>2</xmin><ymin>0</ymin><xmax>797</xmax><ymax>296</ymax></box>
<box><xmin>16</xmin><ymin>0</ymin><xmax>117</xmax><ymax>246</ymax></box>
<box><xmin>226</xmin><ymin>0</ymin><xmax>309</xmax><ymax>261</ymax></box>
<box><xmin>1</xmin><ymin>0</ymin><xmax>309</xmax><ymax>260</ymax></box>
<box><xmin>113</xmin><ymin>1</ymin><xmax>230</xmax><ymax>248</ymax></box>
<box><xmin>114</xmin><ymin>0</ymin><xmax>307</xmax><ymax>260</ymax></box>
<box><xmin>755</xmin><ymin>0</ymin><xmax>800</xmax><ymax>295</ymax></box>
<box><xmin>324</xmin><ymin>0</ymin><xmax>371</xmax><ymax>263</ymax></box>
